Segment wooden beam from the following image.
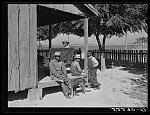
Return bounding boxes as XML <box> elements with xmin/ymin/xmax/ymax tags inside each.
<box><xmin>49</xmin><ymin>25</ymin><xmax>51</xmax><ymax>50</ymax></box>
<box><xmin>28</xmin><ymin>4</ymin><xmax>37</xmax><ymax>88</ymax></box>
<box><xmin>84</xmin><ymin>18</ymin><xmax>88</xmax><ymax>78</ymax></box>
<box><xmin>8</xmin><ymin>4</ymin><xmax>20</xmax><ymax>92</ymax></box>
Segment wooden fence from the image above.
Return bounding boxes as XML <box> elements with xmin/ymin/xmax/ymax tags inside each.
<box><xmin>37</xmin><ymin>49</ymin><xmax>148</xmax><ymax>67</ymax></box>
<box><xmin>93</xmin><ymin>49</ymin><xmax>148</xmax><ymax>67</ymax></box>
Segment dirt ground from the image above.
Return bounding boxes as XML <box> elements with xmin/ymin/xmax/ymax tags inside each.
<box><xmin>8</xmin><ymin>66</ymin><xmax>148</xmax><ymax>107</ymax></box>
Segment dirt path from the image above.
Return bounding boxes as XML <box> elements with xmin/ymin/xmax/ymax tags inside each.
<box><xmin>8</xmin><ymin>67</ymin><xmax>148</xmax><ymax>107</ymax></box>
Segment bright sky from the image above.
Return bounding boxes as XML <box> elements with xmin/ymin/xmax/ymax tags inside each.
<box><xmin>38</xmin><ymin>30</ymin><xmax>147</xmax><ymax>46</ymax></box>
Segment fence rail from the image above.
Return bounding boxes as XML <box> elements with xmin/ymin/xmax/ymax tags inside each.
<box><xmin>93</xmin><ymin>49</ymin><xmax>148</xmax><ymax>66</ymax></box>
<box><xmin>37</xmin><ymin>49</ymin><xmax>148</xmax><ymax>67</ymax></box>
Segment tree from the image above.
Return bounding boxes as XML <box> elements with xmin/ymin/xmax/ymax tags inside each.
<box><xmin>37</xmin><ymin>4</ymin><xmax>148</xmax><ymax>71</ymax></box>
<box><xmin>134</xmin><ymin>37</ymin><xmax>148</xmax><ymax>50</ymax></box>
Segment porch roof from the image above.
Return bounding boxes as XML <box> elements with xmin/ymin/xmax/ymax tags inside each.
<box><xmin>37</xmin><ymin>4</ymin><xmax>99</xmax><ymax>27</ymax></box>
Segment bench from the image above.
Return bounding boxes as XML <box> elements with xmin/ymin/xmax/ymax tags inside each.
<box><xmin>37</xmin><ymin>76</ymin><xmax>60</xmax><ymax>99</ymax></box>
<box><xmin>37</xmin><ymin>72</ymin><xmax>86</xmax><ymax>100</ymax></box>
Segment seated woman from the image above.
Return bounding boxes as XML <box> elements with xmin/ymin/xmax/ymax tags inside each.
<box><xmin>70</xmin><ymin>54</ymin><xmax>91</xmax><ymax>96</ymax></box>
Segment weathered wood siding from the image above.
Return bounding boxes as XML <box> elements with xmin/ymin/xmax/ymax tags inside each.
<box><xmin>8</xmin><ymin>4</ymin><xmax>37</xmax><ymax>92</ymax></box>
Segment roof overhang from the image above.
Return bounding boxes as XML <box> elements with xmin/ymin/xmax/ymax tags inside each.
<box><xmin>37</xmin><ymin>4</ymin><xmax>99</xmax><ymax>27</ymax></box>
<box><xmin>73</xmin><ymin>4</ymin><xmax>99</xmax><ymax>17</ymax></box>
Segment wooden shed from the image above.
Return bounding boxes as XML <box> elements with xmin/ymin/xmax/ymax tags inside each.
<box><xmin>8</xmin><ymin>4</ymin><xmax>99</xmax><ymax>98</ymax></box>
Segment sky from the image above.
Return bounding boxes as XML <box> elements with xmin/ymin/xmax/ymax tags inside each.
<box><xmin>37</xmin><ymin>30</ymin><xmax>147</xmax><ymax>47</ymax></box>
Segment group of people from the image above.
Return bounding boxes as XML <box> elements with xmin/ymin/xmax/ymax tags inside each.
<box><xmin>49</xmin><ymin>49</ymin><xmax>101</xmax><ymax>99</ymax></box>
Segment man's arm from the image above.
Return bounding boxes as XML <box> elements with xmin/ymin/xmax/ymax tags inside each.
<box><xmin>76</xmin><ymin>62</ymin><xmax>82</xmax><ymax>73</ymax></box>
<box><xmin>61</xmin><ymin>61</ymin><xmax>67</xmax><ymax>75</ymax></box>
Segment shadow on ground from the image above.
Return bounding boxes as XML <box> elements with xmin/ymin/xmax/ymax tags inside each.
<box><xmin>8</xmin><ymin>87</ymin><xmax>62</xmax><ymax>101</ymax></box>
<box><xmin>119</xmin><ymin>66</ymin><xmax>147</xmax><ymax>75</ymax></box>
<box><xmin>8</xmin><ymin>89</ymin><xmax>28</xmax><ymax>101</ymax></box>
<box><xmin>42</xmin><ymin>86</ymin><xmax>62</xmax><ymax>98</ymax></box>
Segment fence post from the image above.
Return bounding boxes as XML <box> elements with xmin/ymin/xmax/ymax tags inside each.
<box><xmin>136</xmin><ymin>50</ymin><xmax>139</xmax><ymax>66</ymax></box>
<box><xmin>118</xmin><ymin>50</ymin><xmax>121</xmax><ymax>66</ymax></box>
<box><xmin>111</xmin><ymin>50</ymin><xmax>114</xmax><ymax>68</ymax></box>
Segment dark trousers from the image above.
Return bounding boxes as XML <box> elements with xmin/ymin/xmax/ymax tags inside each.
<box><xmin>88</xmin><ymin>68</ymin><xmax>100</xmax><ymax>88</ymax></box>
<box><xmin>54</xmin><ymin>75</ymin><xmax>72</xmax><ymax>96</ymax></box>
<box><xmin>56</xmin><ymin>80</ymin><xmax>71</xmax><ymax>96</ymax></box>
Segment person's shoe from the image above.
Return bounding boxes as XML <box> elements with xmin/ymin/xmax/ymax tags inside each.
<box><xmin>96</xmin><ymin>86</ymin><xmax>100</xmax><ymax>90</ymax></box>
<box><xmin>74</xmin><ymin>93</ymin><xmax>79</xmax><ymax>96</ymax></box>
<box><xmin>68</xmin><ymin>88</ymin><xmax>73</xmax><ymax>98</ymax></box>
<box><xmin>94</xmin><ymin>86</ymin><xmax>100</xmax><ymax>90</ymax></box>
<box><xmin>84</xmin><ymin>89</ymin><xmax>91</xmax><ymax>92</ymax></box>
<box><xmin>93</xmin><ymin>87</ymin><xmax>97</xmax><ymax>90</ymax></box>
<box><xmin>65</xmin><ymin>95</ymin><xmax>71</xmax><ymax>99</ymax></box>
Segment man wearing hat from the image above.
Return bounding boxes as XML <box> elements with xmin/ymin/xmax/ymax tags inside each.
<box><xmin>87</xmin><ymin>50</ymin><xmax>101</xmax><ymax>90</ymax></box>
<box><xmin>62</xmin><ymin>41</ymin><xmax>69</xmax><ymax>48</ymax></box>
<box><xmin>49</xmin><ymin>51</ymin><xmax>72</xmax><ymax>99</ymax></box>
<box><xmin>70</xmin><ymin>54</ymin><xmax>91</xmax><ymax>96</ymax></box>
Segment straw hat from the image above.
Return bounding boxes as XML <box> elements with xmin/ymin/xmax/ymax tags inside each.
<box><xmin>74</xmin><ymin>54</ymin><xmax>81</xmax><ymax>59</ymax></box>
<box><xmin>54</xmin><ymin>51</ymin><xmax>61</xmax><ymax>56</ymax></box>
<box><xmin>62</xmin><ymin>41</ymin><xmax>69</xmax><ymax>44</ymax></box>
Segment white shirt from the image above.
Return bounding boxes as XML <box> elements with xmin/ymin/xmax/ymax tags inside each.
<box><xmin>88</xmin><ymin>56</ymin><xmax>99</xmax><ymax>67</ymax></box>
<box><xmin>64</xmin><ymin>46</ymin><xmax>69</xmax><ymax>48</ymax></box>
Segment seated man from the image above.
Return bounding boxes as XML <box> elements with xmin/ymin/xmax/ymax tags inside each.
<box><xmin>70</xmin><ymin>54</ymin><xmax>91</xmax><ymax>96</ymax></box>
<box><xmin>49</xmin><ymin>51</ymin><xmax>72</xmax><ymax>99</ymax></box>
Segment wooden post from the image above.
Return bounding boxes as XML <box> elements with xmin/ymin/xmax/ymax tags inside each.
<box><xmin>49</xmin><ymin>25</ymin><xmax>51</xmax><ymax>49</ymax></box>
<box><xmin>125</xmin><ymin>34</ymin><xmax>127</xmax><ymax>50</ymax></box>
<box><xmin>48</xmin><ymin>25</ymin><xmax>52</xmax><ymax>62</ymax></box>
<box><xmin>27</xmin><ymin>4</ymin><xmax>38</xmax><ymax>101</ymax></box>
<box><xmin>84</xmin><ymin>18</ymin><xmax>88</xmax><ymax>79</ymax></box>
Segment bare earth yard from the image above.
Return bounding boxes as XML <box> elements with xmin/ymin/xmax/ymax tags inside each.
<box><xmin>8</xmin><ymin>66</ymin><xmax>148</xmax><ymax>107</ymax></box>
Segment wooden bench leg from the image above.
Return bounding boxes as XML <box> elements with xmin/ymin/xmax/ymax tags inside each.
<box><xmin>38</xmin><ymin>83</ymin><xmax>43</xmax><ymax>100</ymax></box>
<box><xmin>27</xmin><ymin>87</ymin><xmax>39</xmax><ymax>101</ymax></box>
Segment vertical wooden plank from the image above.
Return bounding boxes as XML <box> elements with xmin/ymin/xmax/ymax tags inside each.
<box><xmin>127</xmin><ymin>50</ymin><xmax>129</xmax><ymax>63</ymax></box>
<box><xmin>131</xmin><ymin>50</ymin><xmax>132</xmax><ymax>63</ymax></box>
<box><xmin>118</xmin><ymin>50</ymin><xmax>121</xmax><ymax>66</ymax></box>
<box><xmin>142</xmin><ymin>50</ymin><xmax>144</xmax><ymax>64</ymax></box>
<box><xmin>112</xmin><ymin>50</ymin><xmax>113</xmax><ymax>61</ymax></box>
<box><xmin>133</xmin><ymin>50</ymin><xmax>135</xmax><ymax>63</ymax></box>
<box><xmin>19</xmin><ymin>4</ymin><xmax>29</xmax><ymax>90</ymax></box>
<box><xmin>131</xmin><ymin>50</ymin><xmax>133</xmax><ymax>63</ymax></box>
<box><xmin>28</xmin><ymin>4</ymin><xmax>37</xmax><ymax>88</ymax></box>
<box><xmin>128</xmin><ymin>50</ymin><xmax>130</xmax><ymax>62</ymax></box>
<box><xmin>114</xmin><ymin>50</ymin><xmax>115</xmax><ymax>62</ymax></box>
<box><xmin>113</xmin><ymin>50</ymin><xmax>114</xmax><ymax>62</ymax></box>
<box><xmin>139</xmin><ymin>50</ymin><xmax>141</xmax><ymax>63</ymax></box>
<box><xmin>124</xmin><ymin>50</ymin><xmax>126</xmax><ymax>62</ymax></box>
<box><xmin>8</xmin><ymin>4</ymin><xmax>20</xmax><ymax>92</ymax></box>
<box><xmin>136</xmin><ymin>50</ymin><xmax>138</xmax><ymax>64</ymax></box>
<box><xmin>116</xmin><ymin>50</ymin><xmax>118</xmax><ymax>61</ymax></box>
<box><xmin>116</xmin><ymin>50</ymin><xmax>117</xmax><ymax>61</ymax></box>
